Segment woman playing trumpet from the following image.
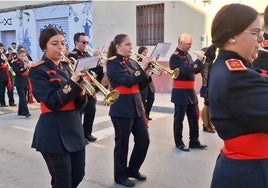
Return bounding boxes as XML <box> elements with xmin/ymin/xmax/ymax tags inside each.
<box><xmin>12</xmin><ymin>49</ymin><xmax>32</xmax><ymax>117</ymax></box>
<box><xmin>106</xmin><ymin>34</ymin><xmax>151</xmax><ymax>187</ymax></box>
<box><xmin>29</xmin><ymin>26</ymin><xmax>87</xmax><ymax>188</ymax></box>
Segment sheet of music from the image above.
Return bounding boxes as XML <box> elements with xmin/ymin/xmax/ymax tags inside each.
<box><xmin>74</xmin><ymin>56</ymin><xmax>99</xmax><ymax>72</ymax></box>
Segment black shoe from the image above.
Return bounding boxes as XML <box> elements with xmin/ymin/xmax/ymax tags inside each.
<box><xmin>115</xmin><ymin>177</ymin><xmax>135</xmax><ymax>187</ymax></box>
<box><xmin>0</xmin><ymin>104</ymin><xmax>8</xmax><ymax>107</ymax></box>
<box><xmin>85</xmin><ymin>139</ymin><xmax>89</xmax><ymax>145</ymax></box>
<box><xmin>176</xmin><ymin>144</ymin><xmax>190</xmax><ymax>152</ymax></box>
<box><xmin>86</xmin><ymin>135</ymin><xmax>97</xmax><ymax>142</ymax></box>
<box><xmin>9</xmin><ymin>103</ymin><xmax>17</xmax><ymax>107</ymax></box>
<box><xmin>147</xmin><ymin>117</ymin><xmax>152</xmax><ymax>121</ymax></box>
<box><xmin>129</xmin><ymin>172</ymin><xmax>147</xmax><ymax>181</ymax></box>
<box><xmin>25</xmin><ymin>113</ymin><xmax>31</xmax><ymax>118</ymax></box>
<box><xmin>189</xmin><ymin>141</ymin><xmax>207</xmax><ymax>149</ymax></box>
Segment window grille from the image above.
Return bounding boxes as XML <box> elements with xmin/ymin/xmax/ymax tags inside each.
<box><xmin>136</xmin><ymin>3</ymin><xmax>164</xmax><ymax>46</ymax></box>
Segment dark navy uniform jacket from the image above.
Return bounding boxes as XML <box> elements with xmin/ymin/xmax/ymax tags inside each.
<box><xmin>169</xmin><ymin>48</ymin><xmax>203</xmax><ymax>105</ymax></box>
<box><xmin>209</xmin><ymin>50</ymin><xmax>268</xmax><ymax>140</ymax></box>
<box><xmin>29</xmin><ymin>57</ymin><xmax>86</xmax><ymax>154</ymax></box>
<box><xmin>0</xmin><ymin>53</ymin><xmax>8</xmax><ymax>82</ymax></box>
<box><xmin>107</xmin><ymin>54</ymin><xmax>149</xmax><ymax>118</ymax></box>
<box><xmin>12</xmin><ymin>59</ymin><xmax>29</xmax><ymax>88</ymax></box>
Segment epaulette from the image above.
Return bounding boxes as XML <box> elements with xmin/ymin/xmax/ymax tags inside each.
<box><xmin>261</xmin><ymin>40</ymin><xmax>268</xmax><ymax>48</ymax></box>
<box><xmin>107</xmin><ymin>56</ymin><xmax>116</xmax><ymax>61</ymax></box>
<box><xmin>225</xmin><ymin>59</ymin><xmax>247</xmax><ymax>72</ymax></box>
<box><xmin>69</xmin><ymin>51</ymin><xmax>77</xmax><ymax>54</ymax></box>
<box><xmin>30</xmin><ymin>61</ymin><xmax>44</xmax><ymax>68</ymax></box>
<box><xmin>173</xmin><ymin>51</ymin><xmax>179</xmax><ymax>56</ymax></box>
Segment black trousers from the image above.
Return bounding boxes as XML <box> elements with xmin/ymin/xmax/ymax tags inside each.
<box><xmin>41</xmin><ymin>149</ymin><xmax>85</xmax><ymax>188</ymax></box>
<box><xmin>0</xmin><ymin>80</ymin><xmax>7</xmax><ymax>105</ymax></box>
<box><xmin>173</xmin><ymin>103</ymin><xmax>199</xmax><ymax>146</ymax></box>
<box><xmin>80</xmin><ymin>95</ymin><xmax>96</xmax><ymax>137</ymax></box>
<box><xmin>211</xmin><ymin>153</ymin><xmax>268</xmax><ymax>188</ymax></box>
<box><xmin>111</xmin><ymin>116</ymin><xmax>150</xmax><ymax>180</ymax></box>
<box><xmin>16</xmin><ymin>86</ymin><xmax>29</xmax><ymax>115</ymax></box>
<box><xmin>141</xmin><ymin>87</ymin><xmax>155</xmax><ymax>118</ymax></box>
<box><xmin>7</xmin><ymin>88</ymin><xmax>15</xmax><ymax>105</ymax></box>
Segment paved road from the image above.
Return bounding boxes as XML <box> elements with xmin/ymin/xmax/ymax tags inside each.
<box><xmin>0</xmin><ymin>93</ymin><xmax>222</xmax><ymax>188</ymax></box>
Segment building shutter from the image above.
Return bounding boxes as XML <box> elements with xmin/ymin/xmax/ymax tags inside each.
<box><xmin>36</xmin><ymin>17</ymin><xmax>68</xmax><ymax>60</ymax></box>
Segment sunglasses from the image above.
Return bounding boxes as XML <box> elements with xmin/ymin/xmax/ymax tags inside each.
<box><xmin>79</xmin><ymin>41</ymin><xmax>89</xmax><ymax>45</ymax></box>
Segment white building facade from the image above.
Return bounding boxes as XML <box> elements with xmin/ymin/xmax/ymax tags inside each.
<box><xmin>0</xmin><ymin>0</ymin><xmax>267</xmax><ymax>92</ymax></box>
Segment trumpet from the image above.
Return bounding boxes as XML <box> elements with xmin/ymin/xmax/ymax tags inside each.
<box><xmin>82</xmin><ymin>70</ymin><xmax>119</xmax><ymax>105</ymax></box>
<box><xmin>1</xmin><ymin>53</ymin><xmax>16</xmax><ymax>75</ymax></box>
<box><xmin>134</xmin><ymin>53</ymin><xmax>180</xmax><ymax>79</ymax></box>
<box><xmin>259</xmin><ymin>46</ymin><xmax>268</xmax><ymax>53</ymax></box>
<box><xmin>61</xmin><ymin>52</ymin><xmax>96</xmax><ymax>96</ymax></box>
<box><xmin>61</xmin><ymin>52</ymin><xmax>119</xmax><ymax>106</ymax></box>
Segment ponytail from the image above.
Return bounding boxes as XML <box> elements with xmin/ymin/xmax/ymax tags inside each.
<box><xmin>107</xmin><ymin>41</ymin><xmax>116</xmax><ymax>58</ymax></box>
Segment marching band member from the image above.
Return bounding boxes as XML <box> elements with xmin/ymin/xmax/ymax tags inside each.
<box><xmin>206</xmin><ymin>4</ymin><xmax>268</xmax><ymax>187</ymax></box>
<box><xmin>169</xmin><ymin>33</ymin><xmax>207</xmax><ymax>152</ymax></box>
<box><xmin>0</xmin><ymin>43</ymin><xmax>16</xmax><ymax>107</ymax></box>
<box><xmin>106</xmin><ymin>34</ymin><xmax>151</xmax><ymax>187</ymax></box>
<box><xmin>137</xmin><ymin>46</ymin><xmax>155</xmax><ymax>121</ymax></box>
<box><xmin>29</xmin><ymin>27</ymin><xmax>87</xmax><ymax>188</ymax></box>
<box><xmin>12</xmin><ymin>49</ymin><xmax>32</xmax><ymax>117</ymax></box>
<box><xmin>68</xmin><ymin>32</ymin><xmax>102</xmax><ymax>143</ymax></box>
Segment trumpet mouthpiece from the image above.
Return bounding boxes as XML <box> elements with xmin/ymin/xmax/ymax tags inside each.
<box><xmin>258</xmin><ymin>46</ymin><xmax>268</xmax><ymax>53</ymax></box>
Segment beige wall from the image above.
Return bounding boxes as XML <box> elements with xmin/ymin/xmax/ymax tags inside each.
<box><xmin>92</xmin><ymin>0</ymin><xmax>268</xmax><ymax>60</ymax></box>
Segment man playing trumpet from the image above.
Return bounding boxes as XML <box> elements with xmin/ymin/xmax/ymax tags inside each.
<box><xmin>169</xmin><ymin>33</ymin><xmax>207</xmax><ymax>152</ymax></box>
<box><xmin>68</xmin><ymin>32</ymin><xmax>103</xmax><ymax>143</ymax></box>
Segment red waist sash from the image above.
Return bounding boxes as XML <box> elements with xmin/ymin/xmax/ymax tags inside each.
<box><xmin>40</xmin><ymin>101</ymin><xmax>76</xmax><ymax>114</ymax></box>
<box><xmin>114</xmin><ymin>84</ymin><xmax>139</xmax><ymax>94</ymax></box>
<box><xmin>21</xmin><ymin>70</ymin><xmax>29</xmax><ymax>76</ymax></box>
<box><xmin>173</xmin><ymin>80</ymin><xmax>195</xmax><ymax>89</ymax></box>
<box><xmin>222</xmin><ymin>133</ymin><xmax>268</xmax><ymax>159</ymax></box>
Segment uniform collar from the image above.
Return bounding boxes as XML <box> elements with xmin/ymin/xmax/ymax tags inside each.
<box><xmin>176</xmin><ymin>47</ymin><xmax>188</xmax><ymax>56</ymax></box>
<box><xmin>218</xmin><ymin>50</ymin><xmax>251</xmax><ymax>67</ymax></box>
<box><xmin>43</xmin><ymin>57</ymin><xmax>63</xmax><ymax>70</ymax></box>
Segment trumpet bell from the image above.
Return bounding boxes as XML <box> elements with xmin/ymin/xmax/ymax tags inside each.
<box><xmin>171</xmin><ymin>68</ymin><xmax>180</xmax><ymax>79</ymax></box>
<box><xmin>103</xmin><ymin>90</ymin><xmax>119</xmax><ymax>106</ymax></box>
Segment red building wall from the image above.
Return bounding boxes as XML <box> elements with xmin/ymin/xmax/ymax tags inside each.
<box><xmin>152</xmin><ymin>61</ymin><xmax>202</xmax><ymax>94</ymax></box>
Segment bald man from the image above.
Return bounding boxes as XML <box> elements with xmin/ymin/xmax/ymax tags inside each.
<box><xmin>169</xmin><ymin>33</ymin><xmax>207</xmax><ymax>151</ymax></box>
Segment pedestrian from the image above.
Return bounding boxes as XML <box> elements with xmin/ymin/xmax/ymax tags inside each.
<box><xmin>10</xmin><ymin>42</ymin><xmax>17</xmax><ymax>53</ymax></box>
<box><xmin>206</xmin><ymin>4</ymin><xmax>268</xmax><ymax>188</ymax></box>
<box><xmin>68</xmin><ymin>32</ymin><xmax>102</xmax><ymax>143</ymax></box>
<box><xmin>29</xmin><ymin>26</ymin><xmax>87</xmax><ymax>188</ymax></box>
<box><xmin>106</xmin><ymin>34</ymin><xmax>151</xmax><ymax>187</ymax></box>
<box><xmin>137</xmin><ymin>46</ymin><xmax>155</xmax><ymax>121</ymax></box>
<box><xmin>169</xmin><ymin>33</ymin><xmax>207</xmax><ymax>152</ymax></box>
<box><xmin>12</xmin><ymin>49</ymin><xmax>31</xmax><ymax>117</ymax></box>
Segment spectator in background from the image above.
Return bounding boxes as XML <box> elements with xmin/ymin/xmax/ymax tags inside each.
<box><xmin>11</xmin><ymin>42</ymin><xmax>17</xmax><ymax>53</ymax></box>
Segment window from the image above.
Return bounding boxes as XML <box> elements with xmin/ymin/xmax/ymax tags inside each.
<box><xmin>136</xmin><ymin>3</ymin><xmax>164</xmax><ymax>46</ymax></box>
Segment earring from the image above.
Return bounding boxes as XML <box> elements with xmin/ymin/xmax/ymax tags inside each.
<box><xmin>230</xmin><ymin>39</ymin><xmax>236</xmax><ymax>43</ymax></box>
